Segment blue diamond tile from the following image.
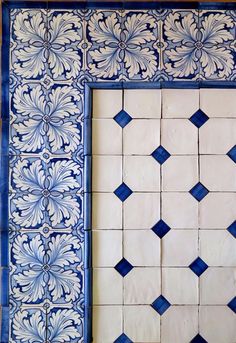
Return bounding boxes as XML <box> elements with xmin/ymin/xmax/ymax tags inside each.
<box><xmin>152</xmin><ymin>219</ymin><xmax>171</xmax><ymax>238</ymax></box>
<box><xmin>227</xmin><ymin>145</ymin><xmax>236</xmax><ymax>163</ymax></box>
<box><xmin>189</xmin><ymin>109</ymin><xmax>209</xmax><ymax>128</ymax></box>
<box><xmin>189</xmin><ymin>182</ymin><xmax>209</xmax><ymax>202</ymax></box>
<box><xmin>114</xmin><ymin>333</ymin><xmax>133</xmax><ymax>343</ymax></box>
<box><xmin>152</xmin><ymin>145</ymin><xmax>170</xmax><ymax>165</ymax></box>
<box><xmin>151</xmin><ymin>295</ymin><xmax>171</xmax><ymax>315</ymax></box>
<box><xmin>228</xmin><ymin>297</ymin><xmax>236</xmax><ymax>313</ymax></box>
<box><xmin>114</xmin><ymin>110</ymin><xmax>132</xmax><ymax>128</ymax></box>
<box><xmin>114</xmin><ymin>183</ymin><xmax>133</xmax><ymax>202</ymax></box>
<box><xmin>228</xmin><ymin>221</ymin><xmax>236</xmax><ymax>238</ymax></box>
<box><xmin>115</xmin><ymin>258</ymin><xmax>133</xmax><ymax>277</ymax></box>
<box><xmin>191</xmin><ymin>334</ymin><xmax>208</xmax><ymax>343</ymax></box>
<box><xmin>189</xmin><ymin>257</ymin><xmax>208</xmax><ymax>277</ymax></box>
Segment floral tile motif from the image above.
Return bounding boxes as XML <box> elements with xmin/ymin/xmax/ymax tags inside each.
<box><xmin>198</xmin><ymin>10</ymin><xmax>235</xmax><ymax>80</ymax></box>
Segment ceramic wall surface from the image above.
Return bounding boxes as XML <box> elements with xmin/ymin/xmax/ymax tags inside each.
<box><xmin>0</xmin><ymin>3</ymin><xmax>236</xmax><ymax>343</ymax></box>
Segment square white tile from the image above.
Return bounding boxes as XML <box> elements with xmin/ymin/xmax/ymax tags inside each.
<box><xmin>124</xmin><ymin>193</ymin><xmax>160</xmax><ymax>229</ymax></box>
<box><xmin>124</xmin><ymin>267</ymin><xmax>161</xmax><ymax>304</ymax></box>
<box><xmin>200</xmin><ymin>230</ymin><xmax>236</xmax><ymax>267</ymax></box>
<box><xmin>123</xmin><ymin>119</ymin><xmax>160</xmax><ymax>155</ymax></box>
<box><xmin>162</xmin><ymin>230</ymin><xmax>198</xmax><ymax>266</ymax></box>
<box><xmin>124</xmin><ymin>230</ymin><xmax>160</xmax><ymax>266</ymax></box>
<box><xmin>93</xmin><ymin>89</ymin><xmax>122</xmax><ymax>118</ymax></box>
<box><xmin>199</xmin><ymin>118</ymin><xmax>236</xmax><ymax>154</ymax></box>
<box><xmin>200</xmin><ymin>155</ymin><xmax>236</xmax><ymax>191</ymax></box>
<box><xmin>124</xmin><ymin>306</ymin><xmax>160</xmax><ymax>342</ymax></box>
<box><xmin>162</xmin><ymin>192</ymin><xmax>199</xmax><ymax>229</ymax></box>
<box><xmin>200</xmin><ymin>89</ymin><xmax>236</xmax><ymax>118</ymax></box>
<box><xmin>124</xmin><ymin>89</ymin><xmax>161</xmax><ymax>118</ymax></box>
<box><xmin>200</xmin><ymin>267</ymin><xmax>236</xmax><ymax>305</ymax></box>
<box><xmin>93</xmin><ymin>306</ymin><xmax>122</xmax><ymax>343</ymax></box>
<box><xmin>200</xmin><ymin>193</ymin><xmax>236</xmax><ymax>229</ymax></box>
<box><xmin>92</xmin><ymin>193</ymin><xmax>122</xmax><ymax>229</ymax></box>
<box><xmin>161</xmin><ymin>306</ymin><xmax>198</xmax><ymax>343</ymax></box>
<box><xmin>162</xmin><ymin>268</ymin><xmax>198</xmax><ymax>304</ymax></box>
<box><xmin>161</xmin><ymin>119</ymin><xmax>198</xmax><ymax>154</ymax></box>
<box><xmin>92</xmin><ymin>119</ymin><xmax>122</xmax><ymax>155</ymax></box>
<box><xmin>162</xmin><ymin>156</ymin><xmax>198</xmax><ymax>191</ymax></box>
<box><xmin>93</xmin><ymin>230</ymin><xmax>122</xmax><ymax>267</ymax></box>
<box><xmin>93</xmin><ymin>268</ymin><xmax>123</xmax><ymax>305</ymax></box>
<box><xmin>123</xmin><ymin>155</ymin><xmax>160</xmax><ymax>192</ymax></box>
<box><xmin>199</xmin><ymin>306</ymin><xmax>236</xmax><ymax>343</ymax></box>
<box><xmin>162</xmin><ymin>89</ymin><xmax>199</xmax><ymax>118</ymax></box>
<box><xmin>92</xmin><ymin>155</ymin><xmax>122</xmax><ymax>192</ymax></box>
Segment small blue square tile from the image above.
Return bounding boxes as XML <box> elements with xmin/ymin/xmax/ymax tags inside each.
<box><xmin>151</xmin><ymin>295</ymin><xmax>171</xmax><ymax>315</ymax></box>
<box><xmin>189</xmin><ymin>257</ymin><xmax>208</xmax><ymax>277</ymax></box>
<box><xmin>227</xmin><ymin>221</ymin><xmax>236</xmax><ymax>238</ymax></box>
<box><xmin>189</xmin><ymin>182</ymin><xmax>209</xmax><ymax>202</ymax></box>
<box><xmin>152</xmin><ymin>145</ymin><xmax>170</xmax><ymax>165</ymax></box>
<box><xmin>114</xmin><ymin>183</ymin><xmax>133</xmax><ymax>202</ymax></box>
<box><xmin>115</xmin><ymin>258</ymin><xmax>133</xmax><ymax>277</ymax></box>
<box><xmin>189</xmin><ymin>109</ymin><xmax>209</xmax><ymax>128</ymax></box>
<box><xmin>114</xmin><ymin>110</ymin><xmax>132</xmax><ymax>128</ymax></box>
<box><xmin>191</xmin><ymin>334</ymin><xmax>208</xmax><ymax>343</ymax></box>
<box><xmin>152</xmin><ymin>219</ymin><xmax>171</xmax><ymax>238</ymax></box>
<box><xmin>227</xmin><ymin>145</ymin><xmax>236</xmax><ymax>163</ymax></box>
<box><xmin>228</xmin><ymin>296</ymin><xmax>236</xmax><ymax>313</ymax></box>
<box><xmin>114</xmin><ymin>333</ymin><xmax>133</xmax><ymax>343</ymax></box>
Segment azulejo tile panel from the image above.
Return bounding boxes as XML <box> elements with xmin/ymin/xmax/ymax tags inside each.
<box><xmin>1</xmin><ymin>2</ymin><xmax>236</xmax><ymax>343</ymax></box>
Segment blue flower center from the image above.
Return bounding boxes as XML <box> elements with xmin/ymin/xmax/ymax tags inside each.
<box><xmin>195</xmin><ymin>41</ymin><xmax>203</xmax><ymax>50</ymax></box>
<box><xmin>42</xmin><ymin>189</ymin><xmax>50</xmax><ymax>197</ymax></box>
<box><xmin>42</xmin><ymin>264</ymin><xmax>50</xmax><ymax>271</ymax></box>
<box><xmin>43</xmin><ymin>115</ymin><xmax>50</xmax><ymax>123</ymax></box>
<box><xmin>118</xmin><ymin>41</ymin><xmax>127</xmax><ymax>50</ymax></box>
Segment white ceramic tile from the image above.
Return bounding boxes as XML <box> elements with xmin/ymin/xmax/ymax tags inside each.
<box><xmin>199</xmin><ymin>306</ymin><xmax>236</xmax><ymax>343</ymax></box>
<box><xmin>162</xmin><ymin>230</ymin><xmax>198</xmax><ymax>267</ymax></box>
<box><xmin>200</xmin><ymin>267</ymin><xmax>236</xmax><ymax>305</ymax></box>
<box><xmin>93</xmin><ymin>268</ymin><xmax>123</xmax><ymax>305</ymax></box>
<box><xmin>161</xmin><ymin>306</ymin><xmax>198</xmax><ymax>343</ymax></box>
<box><xmin>92</xmin><ymin>193</ymin><xmax>122</xmax><ymax>229</ymax></box>
<box><xmin>161</xmin><ymin>119</ymin><xmax>198</xmax><ymax>154</ymax></box>
<box><xmin>162</xmin><ymin>193</ymin><xmax>198</xmax><ymax>229</ymax></box>
<box><xmin>162</xmin><ymin>156</ymin><xmax>198</xmax><ymax>191</ymax></box>
<box><xmin>124</xmin><ymin>193</ymin><xmax>160</xmax><ymax>229</ymax></box>
<box><xmin>92</xmin><ymin>119</ymin><xmax>122</xmax><ymax>155</ymax></box>
<box><xmin>124</xmin><ymin>267</ymin><xmax>160</xmax><ymax>304</ymax></box>
<box><xmin>162</xmin><ymin>89</ymin><xmax>199</xmax><ymax>118</ymax></box>
<box><xmin>92</xmin><ymin>230</ymin><xmax>122</xmax><ymax>267</ymax></box>
<box><xmin>162</xmin><ymin>268</ymin><xmax>198</xmax><ymax>305</ymax></box>
<box><xmin>123</xmin><ymin>119</ymin><xmax>160</xmax><ymax>155</ymax></box>
<box><xmin>124</xmin><ymin>230</ymin><xmax>160</xmax><ymax>267</ymax></box>
<box><xmin>200</xmin><ymin>118</ymin><xmax>236</xmax><ymax>154</ymax></box>
<box><xmin>124</xmin><ymin>89</ymin><xmax>161</xmax><ymax>118</ymax></box>
<box><xmin>200</xmin><ymin>155</ymin><xmax>236</xmax><ymax>191</ymax></box>
<box><xmin>92</xmin><ymin>155</ymin><xmax>122</xmax><ymax>192</ymax></box>
<box><xmin>200</xmin><ymin>193</ymin><xmax>236</xmax><ymax>229</ymax></box>
<box><xmin>200</xmin><ymin>230</ymin><xmax>236</xmax><ymax>267</ymax></box>
<box><xmin>93</xmin><ymin>89</ymin><xmax>122</xmax><ymax>118</ymax></box>
<box><xmin>200</xmin><ymin>89</ymin><xmax>236</xmax><ymax>118</ymax></box>
<box><xmin>124</xmin><ymin>306</ymin><xmax>160</xmax><ymax>342</ymax></box>
<box><xmin>123</xmin><ymin>156</ymin><xmax>160</xmax><ymax>192</ymax></box>
<box><xmin>93</xmin><ymin>306</ymin><xmax>122</xmax><ymax>343</ymax></box>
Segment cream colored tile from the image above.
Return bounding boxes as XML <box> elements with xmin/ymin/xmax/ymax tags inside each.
<box><xmin>92</xmin><ymin>193</ymin><xmax>122</xmax><ymax>229</ymax></box>
<box><xmin>93</xmin><ymin>306</ymin><xmax>122</xmax><ymax>343</ymax></box>
<box><xmin>162</xmin><ymin>89</ymin><xmax>199</xmax><ymax>118</ymax></box>
<box><xmin>161</xmin><ymin>119</ymin><xmax>198</xmax><ymax>154</ymax></box>
<box><xmin>93</xmin><ymin>89</ymin><xmax>122</xmax><ymax>118</ymax></box>
<box><xmin>93</xmin><ymin>268</ymin><xmax>123</xmax><ymax>305</ymax></box>
<box><xmin>123</xmin><ymin>119</ymin><xmax>160</xmax><ymax>155</ymax></box>
<box><xmin>93</xmin><ymin>230</ymin><xmax>122</xmax><ymax>267</ymax></box>
<box><xmin>92</xmin><ymin>119</ymin><xmax>122</xmax><ymax>155</ymax></box>
<box><xmin>124</xmin><ymin>89</ymin><xmax>161</xmax><ymax>118</ymax></box>
<box><xmin>124</xmin><ymin>193</ymin><xmax>160</xmax><ymax>229</ymax></box>
<box><xmin>124</xmin><ymin>306</ymin><xmax>160</xmax><ymax>342</ymax></box>
<box><xmin>200</xmin><ymin>89</ymin><xmax>236</xmax><ymax>118</ymax></box>
<box><xmin>124</xmin><ymin>267</ymin><xmax>160</xmax><ymax>304</ymax></box>
<box><xmin>199</xmin><ymin>306</ymin><xmax>236</xmax><ymax>343</ymax></box>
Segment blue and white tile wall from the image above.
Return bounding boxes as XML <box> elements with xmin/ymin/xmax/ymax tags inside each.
<box><xmin>0</xmin><ymin>3</ymin><xmax>235</xmax><ymax>342</ymax></box>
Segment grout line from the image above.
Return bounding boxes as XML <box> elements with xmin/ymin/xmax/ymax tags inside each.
<box><xmin>197</xmin><ymin>88</ymin><xmax>201</xmax><ymax>334</ymax></box>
